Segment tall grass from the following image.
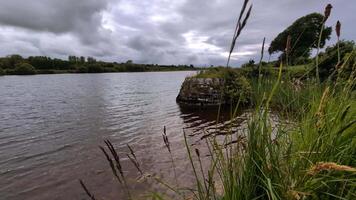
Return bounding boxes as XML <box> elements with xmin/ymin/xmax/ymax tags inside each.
<box><xmin>179</xmin><ymin>63</ymin><xmax>355</xmax><ymax>200</ymax></box>
<box><xmin>79</xmin><ymin>2</ymin><xmax>355</xmax><ymax>200</ymax></box>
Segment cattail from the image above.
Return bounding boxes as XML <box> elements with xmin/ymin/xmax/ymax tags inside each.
<box><xmin>324</xmin><ymin>4</ymin><xmax>333</xmax><ymax>22</ymax></box>
<box><xmin>336</xmin><ymin>20</ymin><xmax>341</xmax><ymax>38</ymax></box>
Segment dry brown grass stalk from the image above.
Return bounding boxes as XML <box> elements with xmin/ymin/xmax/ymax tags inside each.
<box><xmin>308</xmin><ymin>162</ymin><xmax>356</xmax><ymax>175</ymax></box>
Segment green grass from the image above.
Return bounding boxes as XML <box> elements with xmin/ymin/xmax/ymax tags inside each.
<box><xmin>179</xmin><ymin>64</ymin><xmax>356</xmax><ymax>200</ymax></box>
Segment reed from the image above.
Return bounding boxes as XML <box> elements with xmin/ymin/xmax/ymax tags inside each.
<box><xmin>316</xmin><ymin>4</ymin><xmax>333</xmax><ymax>83</ymax></box>
<box><xmin>336</xmin><ymin>20</ymin><xmax>341</xmax><ymax>65</ymax></box>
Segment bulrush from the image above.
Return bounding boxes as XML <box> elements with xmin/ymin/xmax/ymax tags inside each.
<box><xmin>316</xmin><ymin>4</ymin><xmax>333</xmax><ymax>83</ymax></box>
<box><xmin>336</xmin><ymin>20</ymin><xmax>341</xmax><ymax>38</ymax></box>
<box><xmin>336</xmin><ymin>20</ymin><xmax>342</xmax><ymax>64</ymax></box>
<box><xmin>324</xmin><ymin>4</ymin><xmax>333</xmax><ymax>22</ymax></box>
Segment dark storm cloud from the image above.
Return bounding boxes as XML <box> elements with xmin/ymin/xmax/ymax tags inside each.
<box><xmin>0</xmin><ymin>0</ymin><xmax>355</xmax><ymax>66</ymax></box>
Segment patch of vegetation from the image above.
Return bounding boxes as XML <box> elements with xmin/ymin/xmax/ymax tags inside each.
<box><xmin>269</xmin><ymin>13</ymin><xmax>332</xmax><ymax>65</ymax></box>
<box><xmin>0</xmin><ymin>55</ymin><xmax>198</xmax><ymax>75</ymax></box>
<box><xmin>12</xmin><ymin>63</ymin><xmax>36</xmax><ymax>75</ymax></box>
<box><xmin>318</xmin><ymin>40</ymin><xmax>355</xmax><ymax>80</ymax></box>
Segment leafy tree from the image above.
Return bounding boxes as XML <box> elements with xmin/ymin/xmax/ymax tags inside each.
<box><xmin>7</xmin><ymin>54</ymin><xmax>23</xmax><ymax>68</ymax></box>
<box><xmin>80</xmin><ymin>56</ymin><xmax>86</xmax><ymax>63</ymax></box>
<box><xmin>269</xmin><ymin>13</ymin><xmax>332</xmax><ymax>64</ymax></box>
<box><xmin>318</xmin><ymin>40</ymin><xmax>355</xmax><ymax>80</ymax></box>
<box><xmin>87</xmin><ymin>64</ymin><xmax>103</xmax><ymax>73</ymax></box>
<box><xmin>13</xmin><ymin>63</ymin><xmax>36</xmax><ymax>75</ymax></box>
<box><xmin>87</xmin><ymin>57</ymin><xmax>96</xmax><ymax>64</ymax></box>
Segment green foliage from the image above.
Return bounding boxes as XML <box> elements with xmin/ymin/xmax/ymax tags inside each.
<box><xmin>241</xmin><ymin>59</ymin><xmax>256</xmax><ymax>68</ymax></box>
<box><xmin>318</xmin><ymin>40</ymin><xmax>355</xmax><ymax>80</ymax></box>
<box><xmin>269</xmin><ymin>13</ymin><xmax>332</xmax><ymax>64</ymax></box>
<box><xmin>182</xmin><ymin>66</ymin><xmax>356</xmax><ymax>200</ymax></box>
<box><xmin>87</xmin><ymin>64</ymin><xmax>104</xmax><ymax>73</ymax></box>
<box><xmin>0</xmin><ymin>67</ymin><xmax>4</xmax><ymax>75</ymax></box>
<box><xmin>13</xmin><ymin>63</ymin><xmax>36</xmax><ymax>75</ymax></box>
<box><xmin>195</xmin><ymin>67</ymin><xmax>227</xmax><ymax>78</ymax></box>
<box><xmin>223</xmin><ymin>69</ymin><xmax>252</xmax><ymax>104</ymax></box>
<box><xmin>0</xmin><ymin>55</ymin><xmax>197</xmax><ymax>75</ymax></box>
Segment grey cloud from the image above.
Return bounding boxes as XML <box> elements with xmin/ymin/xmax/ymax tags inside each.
<box><xmin>0</xmin><ymin>0</ymin><xmax>355</xmax><ymax>66</ymax></box>
<box><xmin>0</xmin><ymin>0</ymin><xmax>112</xmax><ymax>44</ymax></box>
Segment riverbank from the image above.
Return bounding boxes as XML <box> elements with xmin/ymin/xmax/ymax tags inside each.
<box><xmin>0</xmin><ymin>55</ymin><xmax>199</xmax><ymax>76</ymax></box>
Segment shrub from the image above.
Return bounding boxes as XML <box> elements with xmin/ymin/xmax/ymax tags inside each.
<box><xmin>87</xmin><ymin>64</ymin><xmax>104</xmax><ymax>73</ymax></box>
<box><xmin>223</xmin><ymin>69</ymin><xmax>252</xmax><ymax>104</ymax></box>
<box><xmin>13</xmin><ymin>63</ymin><xmax>36</xmax><ymax>75</ymax></box>
<box><xmin>76</xmin><ymin>66</ymin><xmax>88</xmax><ymax>73</ymax></box>
<box><xmin>318</xmin><ymin>40</ymin><xmax>355</xmax><ymax>80</ymax></box>
<box><xmin>0</xmin><ymin>67</ymin><xmax>4</xmax><ymax>75</ymax></box>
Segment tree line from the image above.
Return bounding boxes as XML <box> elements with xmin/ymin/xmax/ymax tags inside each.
<box><xmin>0</xmin><ymin>55</ymin><xmax>196</xmax><ymax>75</ymax></box>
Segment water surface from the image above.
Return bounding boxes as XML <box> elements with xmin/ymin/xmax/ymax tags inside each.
<box><xmin>0</xmin><ymin>72</ymin><xmax>246</xmax><ymax>199</ymax></box>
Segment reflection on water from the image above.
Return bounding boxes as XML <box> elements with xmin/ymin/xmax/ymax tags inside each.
<box><xmin>0</xmin><ymin>72</ymin><xmax>251</xmax><ymax>200</ymax></box>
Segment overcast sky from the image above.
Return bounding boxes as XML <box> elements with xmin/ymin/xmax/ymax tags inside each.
<box><xmin>0</xmin><ymin>0</ymin><xmax>354</xmax><ymax>66</ymax></box>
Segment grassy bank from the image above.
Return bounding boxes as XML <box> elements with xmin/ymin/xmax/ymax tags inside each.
<box><xmin>190</xmin><ymin>65</ymin><xmax>356</xmax><ymax>200</ymax></box>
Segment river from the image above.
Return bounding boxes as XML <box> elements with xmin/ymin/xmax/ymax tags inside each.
<box><xmin>0</xmin><ymin>72</ymin><xmax>249</xmax><ymax>200</ymax></box>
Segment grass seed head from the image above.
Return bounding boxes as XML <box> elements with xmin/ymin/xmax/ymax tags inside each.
<box><xmin>308</xmin><ymin>162</ymin><xmax>356</xmax><ymax>175</ymax></box>
<box><xmin>336</xmin><ymin>20</ymin><xmax>341</xmax><ymax>38</ymax></box>
<box><xmin>324</xmin><ymin>4</ymin><xmax>333</xmax><ymax>22</ymax></box>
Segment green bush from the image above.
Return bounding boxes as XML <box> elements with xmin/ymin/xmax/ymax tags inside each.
<box><xmin>338</xmin><ymin>51</ymin><xmax>356</xmax><ymax>80</ymax></box>
<box><xmin>223</xmin><ymin>69</ymin><xmax>252</xmax><ymax>104</ymax></box>
<box><xmin>87</xmin><ymin>64</ymin><xmax>104</xmax><ymax>73</ymax></box>
<box><xmin>318</xmin><ymin>40</ymin><xmax>355</xmax><ymax>80</ymax></box>
<box><xmin>76</xmin><ymin>66</ymin><xmax>88</xmax><ymax>73</ymax></box>
<box><xmin>0</xmin><ymin>67</ymin><xmax>4</xmax><ymax>75</ymax></box>
<box><xmin>13</xmin><ymin>63</ymin><xmax>36</xmax><ymax>75</ymax></box>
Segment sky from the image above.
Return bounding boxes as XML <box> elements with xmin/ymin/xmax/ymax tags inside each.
<box><xmin>0</xmin><ymin>0</ymin><xmax>354</xmax><ymax>66</ymax></box>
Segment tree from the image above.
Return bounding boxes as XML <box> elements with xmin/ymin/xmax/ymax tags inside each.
<box><xmin>8</xmin><ymin>54</ymin><xmax>23</xmax><ymax>68</ymax></box>
<box><xmin>318</xmin><ymin>40</ymin><xmax>355</xmax><ymax>80</ymax></box>
<box><xmin>87</xmin><ymin>57</ymin><xmax>96</xmax><ymax>63</ymax></box>
<box><xmin>80</xmin><ymin>56</ymin><xmax>86</xmax><ymax>63</ymax></box>
<box><xmin>13</xmin><ymin>63</ymin><xmax>36</xmax><ymax>75</ymax></box>
<box><xmin>269</xmin><ymin>13</ymin><xmax>332</xmax><ymax>64</ymax></box>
